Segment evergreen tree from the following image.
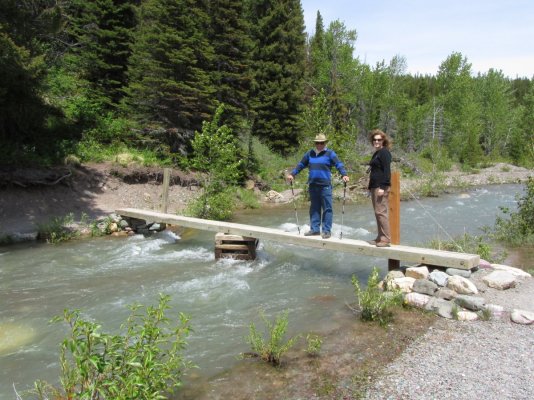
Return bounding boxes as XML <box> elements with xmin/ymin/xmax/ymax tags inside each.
<box><xmin>62</xmin><ymin>0</ymin><xmax>138</xmax><ymax>107</ymax></box>
<box><xmin>207</xmin><ymin>0</ymin><xmax>253</xmax><ymax>132</ymax></box>
<box><xmin>0</xmin><ymin>0</ymin><xmax>64</xmax><ymax>162</ymax></box>
<box><xmin>125</xmin><ymin>0</ymin><xmax>215</xmax><ymax>132</ymax></box>
<box><xmin>248</xmin><ymin>0</ymin><xmax>306</xmax><ymax>154</ymax></box>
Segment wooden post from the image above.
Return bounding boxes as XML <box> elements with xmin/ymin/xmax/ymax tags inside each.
<box><xmin>161</xmin><ymin>168</ymin><xmax>171</xmax><ymax>213</ymax></box>
<box><xmin>388</xmin><ymin>170</ymin><xmax>401</xmax><ymax>271</ymax></box>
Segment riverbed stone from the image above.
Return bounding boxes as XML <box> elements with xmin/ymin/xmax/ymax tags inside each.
<box><xmin>510</xmin><ymin>309</ymin><xmax>534</xmax><ymax>325</ymax></box>
<box><xmin>406</xmin><ymin>266</ymin><xmax>429</xmax><ymax>280</ymax></box>
<box><xmin>490</xmin><ymin>264</ymin><xmax>532</xmax><ymax>278</ymax></box>
<box><xmin>404</xmin><ymin>292</ymin><xmax>431</xmax><ymax>308</ymax></box>
<box><xmin>389</xmin><ymin>277</ymin><xmax>415</xmax><ymax>293</ymax></box>
<box><xmin>454</xmin><ymin>294</ymin><xmax>485</xmax><ymax>311</ymax></box>
<box><xmin>447</xmin><ymin>275</ymin><xmax>478</xmax><ymax>294</ymax></box>
<box><xmin>457</xmin><ymin>310</ymin><xmax>478</xmax><ymax>321</ymax></box>
<box><xmin>425</xmin><ymin>297</ymin><xmax>454</xmax><ymax>319</ymax></box>
<box><xmin>412</xmin><ymin>279</ymin><xmax>438</xmax><ymax>296</ymax></box>
<box><xmin>435</xmin><ymin>287</ymin><xmax>457</xmax><ymax>300</ymax></box>
<box><xmin>478</xmin><ymin>259</ymin><xmax>492</xmax><ymax>269</ymax></box>
<box><xmin>429</xmin><ymin>270</ymin><xmax>449</xmax><ymax>287</ymax></box>
<box><xmin>446</xmin><ymin>267</ymin><xmax>472</xmax><ymax>278</ymax></box>
<box><xmin>484</xmin><ymin>304</ymin><xmax>505</xmax><ymax>319</ymax></box>
<box><xmin>482</xmin><ymin>271</ymin><xmax>517</xmax><ymax>290</ymax></box>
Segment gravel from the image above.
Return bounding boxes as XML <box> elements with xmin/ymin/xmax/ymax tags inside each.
<box><xmin>365</xmin><ymin>271</ymin><xmax>534</xmax><ymax>400</ymax></box>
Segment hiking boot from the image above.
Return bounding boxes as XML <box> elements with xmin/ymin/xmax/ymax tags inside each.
<box><xmin>367</xmin><ymin>240</ymin><xmax>377</xmax><ymax>245</ymax></box>
<box><xmin>376</xmin><ymin>241</ymin><xmax>391</xmax><ymax>247</ymax></box>
<box><xmin>304</xmin><ymin>231</ymin><xmax>320</xmax><ymax>236</ymax></box>
<box><xmin>321</xmin><ymin>232</ymin><xmax>331</xmax><ymax>239</ymax></box>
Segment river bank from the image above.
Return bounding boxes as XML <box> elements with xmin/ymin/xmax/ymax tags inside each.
<box><xmin>1</xmin><ymin>162</ymin><xmax>532</xmax><ymax>240</ymax></box>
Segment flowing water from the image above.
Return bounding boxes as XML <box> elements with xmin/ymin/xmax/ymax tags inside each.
<box><xmin>0</xmin><ymin>184</ymin><xmax>524</xmax><ymax>399</ymax></box>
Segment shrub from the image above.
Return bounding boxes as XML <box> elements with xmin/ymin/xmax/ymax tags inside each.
<box><xmin>37</xmin><ymin>213</ymin><xmax>79</xmax><ymax>243</ymax></box>
<box><xmin>428</xmin><ymin>232</ymin><xmax>506</xmax><ymax>263</ymax></box>
<box><xmin>28</xmin><ymin>294</ymin><xmax>192</xmax><ymax>400</ymax></box>
<box><xmin>305</xmin><ymin>333</ymin><xmax>323</xmax><ymax>357</ymax></box>
<box><xmin>493</xmin><ymin>177</ymin><xmax>534</xmax><ymax>245</ymax></box>
<box><xmin>351</xmin><ymin>267</ymin><xmax>403</xmax><ymax>327</ymax></box>
<box><xmin>245</xmin><ymin>310</ymin><xmax>300</xmax><ymax>366</ymax></box>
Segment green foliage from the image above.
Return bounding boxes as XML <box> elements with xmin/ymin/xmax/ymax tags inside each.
<box><xmin>245</xmin><ymin>310</ymin><xmax>300</xmax><ymax>366</ymax></box>
<box><xmin>236</xmin><ymin>187</ymin><xmax>260</xmax><ymax>209</ymax></box>
<box><xmin>37</xmin><ymin>213</ymin><xmax>79</xmax><ymax>244</ymax></box>
<box><xmin>351</xmin><ymin>267</ymin><xmax>403</xmax><ymax>327</ymax></box>
<box><xmin>415</xmin><ymin>171</ymin><xmax>447</xmax><ymax>197</ymax></box>
<box><xmin>188</xmin><ymin>104</ymin><xmax>244</xmax><ymax>219</ymax></box>
<box><xmin>31</xmin><ymin>294</ymin><xmax>192</xmax><ymax>400</ymax></box>
<box><xmin>305</xmin><ymin>333</ymin><xmax>323</xmax><ymax>356</ymax></box>
<box><xmin>494</xmin><ymin>177</ymin><xmax>534</xmax><ymax>245</ymax></box>
<box><xmin>249</xmin><ymin>0</ymin><xmax>306</xmax><ymax>154</ymax></box>
<box><xmin>186</xmin><ymin>189</ymin><xmax>236</xmax><ymax>221</ymax></box>
<box><xmin>418</xmin><ymin>139</ymin><xmax>453</xmax><ymax>172</ymax></box>
<box><xmin>427</xmin><ymin>232</ymin><xmax>506</xmax><ymax>263</ymax></box>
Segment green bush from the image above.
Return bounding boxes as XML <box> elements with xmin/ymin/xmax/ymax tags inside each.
<box><xmin>351</xmin><ymin>267</ymin><xmax>403</xmax><ymax>327</ymax></box>
<box><xmin>427</xmin><ymin>232</ymin><xmax>506</xmax><ymax>263</ymax></box>
<box><xmin>245</xmin><ymin>310</ymin><xmax>300</xmax><ymax>366</ymax></box>
<box><xmin>28</xmin><ymin>294</ymin><xmax>192</xmax><ymax>400</ymax></box>
<box><xmin>186</xmin><ymin>188</ymin><xmax>235</xmax><ymax>220</ymax></box>
<box><xmin>37</xmin><ymin>213</ymin><xmax>79</xmax><ymax>244</ymax></box>
<box><xmin>493</xmin><ymin>177</ymin><xmax>534</xmax><ymax>245</ymax></box>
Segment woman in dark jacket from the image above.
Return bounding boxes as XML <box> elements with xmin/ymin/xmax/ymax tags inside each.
<box><xmin>367</xmin><ymin>129</ymin><xmax>392</xmax><ymax>247</ymax></box>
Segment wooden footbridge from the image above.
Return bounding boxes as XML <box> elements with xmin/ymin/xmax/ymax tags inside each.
<box><xmin>116</xmin><ymin>208</ymin><xmax>480</xmax><ymax>270</ymax></box>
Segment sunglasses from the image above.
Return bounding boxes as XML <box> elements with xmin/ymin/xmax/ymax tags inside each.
<box><xmin>372</xmin><ymin>138</ymin><xmax>383</xmax><ymax>142</ymax></box>
<box><xmin>315</xmin><ymin>142</ymin><xmax>326</xmax><ymax>145</ymax></box>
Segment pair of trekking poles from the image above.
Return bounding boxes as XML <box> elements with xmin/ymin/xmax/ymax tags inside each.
<box><xmin>290</xmin><ymin>180</ymin><xmax>347</xmax><ymax>239</ymax></box>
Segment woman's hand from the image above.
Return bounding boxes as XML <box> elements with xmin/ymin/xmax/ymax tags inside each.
<box><xmin>377</xmin><ymin>188</ymin><xmax>385</xmax><ymax>196</ymax></box>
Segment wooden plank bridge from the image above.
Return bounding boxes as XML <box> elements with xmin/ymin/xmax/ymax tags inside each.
<box><xmin>116</xmin><ymin>208</ymin><xmax>480</xmax><ymax>270</ymax></box>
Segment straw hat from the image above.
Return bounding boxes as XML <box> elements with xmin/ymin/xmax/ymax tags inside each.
<box><xmin>313</xmin><ymin>133</ymin><xmax>328</xmax><ymax>142</ymax></box>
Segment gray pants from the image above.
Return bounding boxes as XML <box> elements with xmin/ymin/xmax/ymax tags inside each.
<box><xmin>371</xmin><ymin>187</ymin><xmax>391</xmax><ymax>243</ymax></box>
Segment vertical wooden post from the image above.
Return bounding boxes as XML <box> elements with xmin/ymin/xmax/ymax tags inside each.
<box><xmin>388</xmin><ymin>170</ymin><xmax>401</xmax><ymax>270</ymax></box>
<box><xmin>161</xmin><ymin>168</ymin><xmax>171</xmax><ymax>213</ymax></box>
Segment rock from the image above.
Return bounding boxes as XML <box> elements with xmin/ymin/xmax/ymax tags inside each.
<box><xmin>406</xmin><ymin>266</ymin><xmax>429</xmax><ymax>280</ymax></box>
<box><xmin>510</xmin><ymin>309</ymin><xmax>534</xmax><ymax>325</ymax></box>
<box><xmin>457</xmin><ymin>311</ymin><xmax>478</xmax><ymax>321</ymax></box>
<box><xmin>484</xmin><ymin>304</ymin><xmax>505</xmax><ymax>319</ymax></box>
<box><xmin>454</xmin><ymin>295</ymin><xmax>485</xmax><ymax>311</ymax></box>
<box><xmin>425</xmin><ymin>297</ymin><xmax>455</xmax><ymax>319</ymax></box>
<box><xmin>482</xmin><ymin>271</ymin><xmax>517</xmax><ymax>290</ymax></box>
<box><xmin>389</xmin><ymin>277</ymin><xmax>415</xmax><ymax>293</ymax></box>
<box><xmin>447</xmin><ymin>275</ymin><xmax>478</xmax><ymax>294</ymax></box>
<box><xmin>265</xmin><ymin>190</ymin><xmax>284</xmax><ymax>203</ymax></box>
<box><xmin>245</xmin><ymin>180</ymin><xmax>255</xmax><ymax>190</ymax></box>
<box><xmin>429</xmin><ymin>270</ymin><xmax>449</xmax><ymax>287</ymax></box>
<box><xmin>446</xmin><ymin>267</ymin><xmax>472</xmax><ymax>278</ymax></box>
<box><xmin>412</xmin><ymin>279</ymin><xmax>438</xmax><ymax>296</ymax></box>
<box><xmin>435</xmin><ymin>287</ymin><xmax>457</xmax><ymax>300</ymax></box>
<box><xmin>490</xmin><ymin>263</ymin><xmax>532</xmax><ymax>278</ymax></box>
<box><xmin>478</xmin><ymin>259</ymin><xmax>492</xmax><ymax>269</ymax></box>
<box><xmin>404</xmin><ymin>292</ymin><xmax>431</xmax><ymax>308</ymax></box>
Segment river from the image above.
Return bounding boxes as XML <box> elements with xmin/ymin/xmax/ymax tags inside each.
<box><xmin>0</xmin><ymin>184</ymin><xmax>524</xmax><ymax>399</ymax></box>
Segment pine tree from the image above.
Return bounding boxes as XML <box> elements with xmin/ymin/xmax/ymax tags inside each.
<box><xmin>124</xmin><ymin>0</ymin><xmax>215</xmax><ymax>132</ymax></box>
<box><xmin>207</xmin><ymin>0</ymin><xmax>253</xmax><ymax>132</ymax></box>
<box><xmin>248</xmin><ymin>0</ymin><xmax>306</xmax><ymax>154</ymax></box>
<box><xmin>62</xmin><ymin>0</ymin><xmax>138</xmax><ymax>107</ymax></box>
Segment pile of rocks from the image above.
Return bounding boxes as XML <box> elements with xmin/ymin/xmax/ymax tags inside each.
<box><xmin>383</xmin><ymin>262</ymin><xmax>533</xmax><ymax>325</ymax></box>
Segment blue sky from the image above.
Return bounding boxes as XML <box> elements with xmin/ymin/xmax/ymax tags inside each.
<box><xmin>300</xmin><ymin>0</ymin><xmax>534</xmax><ymax>78</ymax></box>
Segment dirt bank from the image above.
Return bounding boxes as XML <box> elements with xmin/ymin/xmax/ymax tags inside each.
<box><xmin>0</xmin><ymin>162</ymin><xmax>532</xmax><ymax>238</ymax></box>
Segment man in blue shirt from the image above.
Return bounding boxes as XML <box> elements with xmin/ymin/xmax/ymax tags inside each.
<box><xmin>287</xmin><ymin>134</ymin><xmax>350</xmax><ymax>239</ymax></box>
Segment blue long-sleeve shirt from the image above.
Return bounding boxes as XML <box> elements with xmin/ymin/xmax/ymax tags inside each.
<box><xmin>291</xmin><ymin>148</ymin><xmax>347</xmax><ymax>186</ymax></box>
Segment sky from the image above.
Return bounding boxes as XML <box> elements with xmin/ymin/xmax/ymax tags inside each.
<box><xmin>300</xmin><ymin>0</ymin><xmax>534</xmax><ymax>78</ymax></box>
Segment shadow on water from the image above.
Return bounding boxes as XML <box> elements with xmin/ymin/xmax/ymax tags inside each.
<box><xmin>0</xmin><ymin>184</ymin><xmax>528</xmax><ymax>399</ymax></box>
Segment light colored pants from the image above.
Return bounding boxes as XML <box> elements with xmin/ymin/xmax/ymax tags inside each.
<box><xmin>371</xmin><ymin>187</ymin><xmax>390</xmax><ymax>243</ymax></box>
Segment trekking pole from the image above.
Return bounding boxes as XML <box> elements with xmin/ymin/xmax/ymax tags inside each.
<box><xmin>290</xmin><ymin>180</ymin><xmax>301</xmax><ymax>235</ymax></box>
<box><xmin>340</xmin><ymin>181</ymin><xmax>347</xmax><ymax>239</ymax></box>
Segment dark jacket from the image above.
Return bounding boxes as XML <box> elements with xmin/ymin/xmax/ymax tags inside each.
<box><xmin>292</xmin><ymin>148</ymin><xmax>347</xmax><ymax>186</ymax></box>
<box><xmin>368</xmin><ymin>148</ymin><xmax>391</xmax><ymax>190</ymax></box>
